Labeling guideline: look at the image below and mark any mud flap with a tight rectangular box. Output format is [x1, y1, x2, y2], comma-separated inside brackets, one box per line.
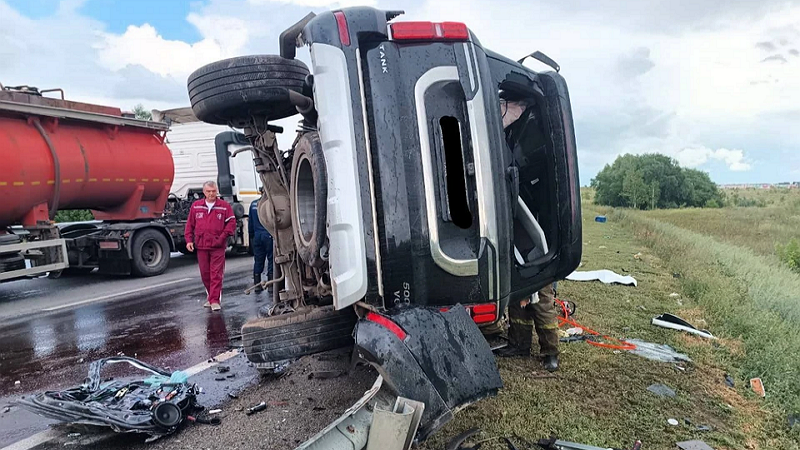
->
[354, 306, 503, 441]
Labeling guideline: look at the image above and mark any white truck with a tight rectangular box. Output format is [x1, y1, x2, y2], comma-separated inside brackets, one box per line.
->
[154, 107, 261, 256]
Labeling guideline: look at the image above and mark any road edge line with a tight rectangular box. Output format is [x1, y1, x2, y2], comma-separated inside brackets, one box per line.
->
[42, 278, 194, 312]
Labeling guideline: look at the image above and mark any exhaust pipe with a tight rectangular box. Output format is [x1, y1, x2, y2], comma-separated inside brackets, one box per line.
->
[287, 90, 317, 124]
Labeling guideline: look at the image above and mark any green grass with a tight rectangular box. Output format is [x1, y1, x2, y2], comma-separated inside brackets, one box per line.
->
[642, 205, 800, 263]
[618, 209, 800, 406]
[421, 204, 800, 450]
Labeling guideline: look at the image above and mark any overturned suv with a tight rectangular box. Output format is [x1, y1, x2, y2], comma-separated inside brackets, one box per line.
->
[188, 7, 581, 440]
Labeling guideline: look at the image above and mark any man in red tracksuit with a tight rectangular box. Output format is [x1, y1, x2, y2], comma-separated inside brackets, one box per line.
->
[185, 181, 236, 311]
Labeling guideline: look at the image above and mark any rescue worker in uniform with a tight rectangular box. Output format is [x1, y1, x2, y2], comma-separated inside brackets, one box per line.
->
[494, 95, 560, 371]
[497, 283, 561, 371]
[249, 189, 273, 294]
[185, 181, 236, 312]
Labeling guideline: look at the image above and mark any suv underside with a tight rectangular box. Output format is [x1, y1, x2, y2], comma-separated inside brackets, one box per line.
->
[187, 6, 581, 441]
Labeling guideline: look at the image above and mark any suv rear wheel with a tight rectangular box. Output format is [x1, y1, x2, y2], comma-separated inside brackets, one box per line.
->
[187, 55, 310, 126]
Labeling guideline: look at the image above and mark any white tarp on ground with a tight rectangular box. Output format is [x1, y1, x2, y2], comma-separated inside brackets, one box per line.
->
[565, 269, 638, 287]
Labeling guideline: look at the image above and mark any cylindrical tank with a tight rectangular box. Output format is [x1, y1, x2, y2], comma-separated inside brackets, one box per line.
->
[0, 102, 174, 227]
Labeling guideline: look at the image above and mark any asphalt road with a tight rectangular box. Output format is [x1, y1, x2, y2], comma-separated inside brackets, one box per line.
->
[0, 253, 264, 448]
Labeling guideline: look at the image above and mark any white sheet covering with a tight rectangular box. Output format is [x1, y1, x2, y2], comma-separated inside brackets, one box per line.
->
[565, 269, 638, 287]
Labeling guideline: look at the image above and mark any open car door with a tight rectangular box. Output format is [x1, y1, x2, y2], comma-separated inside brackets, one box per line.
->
[488, 52, 582, 302]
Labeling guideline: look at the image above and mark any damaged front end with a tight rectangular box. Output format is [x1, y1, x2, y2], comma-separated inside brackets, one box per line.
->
[354, 306, 503, 442]
[17, 357, 203, 441]
[296, 306, 502, 449]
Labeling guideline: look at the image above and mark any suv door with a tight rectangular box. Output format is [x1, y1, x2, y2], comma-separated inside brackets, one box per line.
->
[486, 51, 582, 303]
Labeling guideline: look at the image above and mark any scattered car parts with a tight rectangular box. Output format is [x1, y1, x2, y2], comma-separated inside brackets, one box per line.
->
[17, 357, 202, 439]
[651, 313, 716, 339]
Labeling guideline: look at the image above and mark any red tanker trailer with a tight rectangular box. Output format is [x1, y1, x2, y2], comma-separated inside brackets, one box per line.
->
[0, 85, 179, 281]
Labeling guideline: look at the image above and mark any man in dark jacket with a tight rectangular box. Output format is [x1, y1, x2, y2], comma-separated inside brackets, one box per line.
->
[249, 191, 273, 293]
[185, 181, 236, 311]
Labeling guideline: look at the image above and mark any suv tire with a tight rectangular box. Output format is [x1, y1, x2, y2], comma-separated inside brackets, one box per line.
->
[291, 132, 328, 268]
[242, 305, 357, 365]
[188, 55, 310, 125]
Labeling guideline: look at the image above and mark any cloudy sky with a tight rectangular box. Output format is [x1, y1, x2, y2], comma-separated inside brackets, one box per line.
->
[2, 0, 799, 184]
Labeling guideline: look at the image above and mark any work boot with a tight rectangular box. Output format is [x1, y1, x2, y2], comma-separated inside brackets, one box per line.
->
[543, 354, 559, 372]
[254, 274, 263, 293]
[494, 345, 530, 357]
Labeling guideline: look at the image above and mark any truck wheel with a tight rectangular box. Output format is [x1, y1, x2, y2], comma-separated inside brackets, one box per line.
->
[0, 233, 22, 256]
[242, 305, 357, 365]
[291, 132, 328, 268]
[187, 55, 310, 126]
[0, 254, 26, 273]
[131, 229, 170, 277]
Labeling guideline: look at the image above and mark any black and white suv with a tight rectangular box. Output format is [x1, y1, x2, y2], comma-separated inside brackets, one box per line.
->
[188, 6, 581, 440]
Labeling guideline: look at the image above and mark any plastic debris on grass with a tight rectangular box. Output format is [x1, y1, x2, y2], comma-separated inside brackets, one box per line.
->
[626, 339, 692, 363]
[647, 383, 676, 398]
[17, 357, 203, 440]
[677, 440, 715, 450]
[750, 378, 766, 398]
[651, 313, 716, 339]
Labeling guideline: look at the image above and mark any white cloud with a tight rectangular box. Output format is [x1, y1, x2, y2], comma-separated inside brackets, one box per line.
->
[413, 0, 798, 182]
[676, 146, 752, 171]
[96, 24, 229, 78]
[186, 13, 250, 55]
[2, 0, 796, 183]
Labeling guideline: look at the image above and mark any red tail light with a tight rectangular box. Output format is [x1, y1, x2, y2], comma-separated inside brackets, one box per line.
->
[390, 21, 470, 41]
[472, 303, 497, 315]
[334, 11, 350, 46]
[467, 303, 498, 325]
[366, 312, 407, 341]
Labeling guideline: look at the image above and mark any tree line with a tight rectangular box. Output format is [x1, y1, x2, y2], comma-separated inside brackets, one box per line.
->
[591, 154, 723, 209]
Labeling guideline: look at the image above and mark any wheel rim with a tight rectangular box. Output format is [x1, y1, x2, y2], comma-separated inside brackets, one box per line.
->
[295, 155, 316, 246]
[141, 239, 164, 267]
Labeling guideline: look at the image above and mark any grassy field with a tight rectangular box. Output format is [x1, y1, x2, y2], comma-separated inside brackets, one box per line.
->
[421, 202, 800, 450]
[642, 188, 800, 263]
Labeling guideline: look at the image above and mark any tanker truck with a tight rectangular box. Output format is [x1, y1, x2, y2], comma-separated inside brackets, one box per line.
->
[0, 84, 255, 282]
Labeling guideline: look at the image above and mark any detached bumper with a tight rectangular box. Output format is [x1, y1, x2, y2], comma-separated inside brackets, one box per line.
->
[354, 306, 503, 441]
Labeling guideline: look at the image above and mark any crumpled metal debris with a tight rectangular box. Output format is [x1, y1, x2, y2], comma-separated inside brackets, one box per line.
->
[17, 357, 202, 439]
[647, 383, 676, 398]
[677, 440, 715, 450]
[626, 339, 692, 363]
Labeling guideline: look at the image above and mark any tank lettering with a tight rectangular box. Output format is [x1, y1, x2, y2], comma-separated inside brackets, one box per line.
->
[379, 44, 388, 74]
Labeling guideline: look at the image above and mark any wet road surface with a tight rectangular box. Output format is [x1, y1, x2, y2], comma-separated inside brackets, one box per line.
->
[0, 254, 267, 448]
